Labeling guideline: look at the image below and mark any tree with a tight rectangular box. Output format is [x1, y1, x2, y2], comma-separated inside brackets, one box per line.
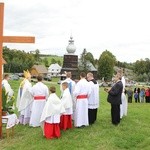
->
[57, 60, 61, 66]
[34, 49, 41, 64]
[98, 50, 115, 81]
[43, 57, 49, 67]
[3, 46, 35, 73]
[78, 48, 90, 72]
[133, 58, 150, 81]
[51, 58, 57, 64]
[85, 52, 95, 66]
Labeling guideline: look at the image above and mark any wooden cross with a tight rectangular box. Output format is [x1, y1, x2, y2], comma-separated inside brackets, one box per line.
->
[0, 3, 35, 138]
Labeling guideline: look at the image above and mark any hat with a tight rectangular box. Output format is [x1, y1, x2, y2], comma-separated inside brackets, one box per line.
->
[23, 70, 31, 79]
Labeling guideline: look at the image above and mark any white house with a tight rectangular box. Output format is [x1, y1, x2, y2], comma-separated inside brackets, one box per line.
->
[48, 63, 62, 77]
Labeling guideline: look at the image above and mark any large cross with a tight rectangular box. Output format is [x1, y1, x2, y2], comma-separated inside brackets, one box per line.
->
[0, 3, 35, 138]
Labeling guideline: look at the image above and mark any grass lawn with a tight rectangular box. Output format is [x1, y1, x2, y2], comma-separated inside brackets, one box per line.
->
[0, 80, 150, 150]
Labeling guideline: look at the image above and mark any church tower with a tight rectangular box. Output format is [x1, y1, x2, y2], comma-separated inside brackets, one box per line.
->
[61, 36, 78, 79]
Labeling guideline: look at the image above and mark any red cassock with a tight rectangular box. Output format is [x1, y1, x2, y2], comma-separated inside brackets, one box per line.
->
[59, 115, 72, 130]
[44, 122, 60, 139]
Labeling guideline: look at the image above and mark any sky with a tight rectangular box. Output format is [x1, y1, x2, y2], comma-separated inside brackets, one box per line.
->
[0, 0, 150, 63]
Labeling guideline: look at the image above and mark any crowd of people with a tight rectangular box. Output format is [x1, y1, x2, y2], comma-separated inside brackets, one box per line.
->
[126, 86, 150, 103]
[2, 70, 150, 139]
[2, 71, 99, 139]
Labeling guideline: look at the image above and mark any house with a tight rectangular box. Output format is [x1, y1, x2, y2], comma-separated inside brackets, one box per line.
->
[2, 58, 6, 75]
[78, 60, 98, 79]
[48, 63, 62, 77]
[30, 65, 48, 77]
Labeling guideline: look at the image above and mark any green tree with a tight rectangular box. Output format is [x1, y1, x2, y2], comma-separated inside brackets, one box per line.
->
[133, 60, 146, 75]
[51, 58, 57, 64]
[85, 52, 95, 66]
[3, 46, 35, 73]
[98, 50, 115, 81]
[34, 49, 41, 64]
[133, 58, 150, 81]
[78, 48, 90, 72]
[43, 57, 49, 67]
[57, 60, 61, 66]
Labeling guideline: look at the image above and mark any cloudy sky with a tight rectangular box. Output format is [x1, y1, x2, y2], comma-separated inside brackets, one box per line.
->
[1, 0, 150, 62]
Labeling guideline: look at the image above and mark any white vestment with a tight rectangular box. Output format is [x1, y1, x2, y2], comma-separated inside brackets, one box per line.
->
[88, 80, 99, 109]
[40, 93, 65, 123]
[2, 79, 14, 98]
[73, 78, 91, 127]
[61, 88, 73, 115]
[120, 76, 128, 118]
[61, 78, 76, 119]
[40, 93, 65, 133]
[29, 82, 49, 127]
[16, 79, 33, 125]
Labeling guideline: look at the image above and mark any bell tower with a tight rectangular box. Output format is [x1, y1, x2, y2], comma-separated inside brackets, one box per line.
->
[61, 36, 78, 79]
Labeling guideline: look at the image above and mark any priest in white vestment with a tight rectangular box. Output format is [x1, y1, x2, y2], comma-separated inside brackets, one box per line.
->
[29, 75, 49, 127]
[118, 69, 128, 119]
[40, 86, 65, 139]
[60, 82, 73, 130]
[87, 72, 99, 125]
[2, 74, 14, 100]
[73, 72, 91, 127]
[16, 70, 33, 125]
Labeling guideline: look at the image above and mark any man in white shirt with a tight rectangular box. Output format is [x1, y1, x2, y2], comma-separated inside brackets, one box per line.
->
[29, 75, 49, 127]
[2, 74, 14, 99]
[73, 72, 91, 127]
[87, 72, 99, 125]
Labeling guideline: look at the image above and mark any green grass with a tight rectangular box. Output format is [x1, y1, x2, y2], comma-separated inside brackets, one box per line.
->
[1, 80, 150, 150]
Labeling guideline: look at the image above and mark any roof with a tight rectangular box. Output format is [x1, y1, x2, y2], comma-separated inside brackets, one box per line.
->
[48, 63, 61, 69]
[31, 65, 48, 74]
[78, 61, 97, 71]
[2, 58, 7, 64]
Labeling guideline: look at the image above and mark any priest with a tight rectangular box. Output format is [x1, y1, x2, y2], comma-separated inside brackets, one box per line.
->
[16, 70, 33, 125]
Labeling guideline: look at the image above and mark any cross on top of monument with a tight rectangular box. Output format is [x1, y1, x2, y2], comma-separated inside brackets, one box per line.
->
[0, 3, 35, 138]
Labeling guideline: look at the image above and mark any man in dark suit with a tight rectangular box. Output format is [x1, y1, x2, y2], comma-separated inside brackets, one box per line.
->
[106, 73, 123, 125]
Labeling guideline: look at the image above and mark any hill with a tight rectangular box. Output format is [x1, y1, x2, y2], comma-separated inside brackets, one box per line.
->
[114, 66, 136, 81]
[40, 55, 63, 66]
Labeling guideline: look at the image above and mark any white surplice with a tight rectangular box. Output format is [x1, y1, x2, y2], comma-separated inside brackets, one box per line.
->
[40, 93, 65, 123]
[120, 76, 128, 118]
[29, 82, 49, 127]
[60, 78, 76, 119]
[40, 93, 65, 134]
[88, 80, 99, 109]
[61, 88, 73, 115]
[73, 78, 91, 127]
[2, 79, 14, 98]
[16, 79, 33, 125]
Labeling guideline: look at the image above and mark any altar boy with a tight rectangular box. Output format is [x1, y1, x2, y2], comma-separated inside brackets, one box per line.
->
[60, 82, 73, 130]
[40, 86, 65, 139]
